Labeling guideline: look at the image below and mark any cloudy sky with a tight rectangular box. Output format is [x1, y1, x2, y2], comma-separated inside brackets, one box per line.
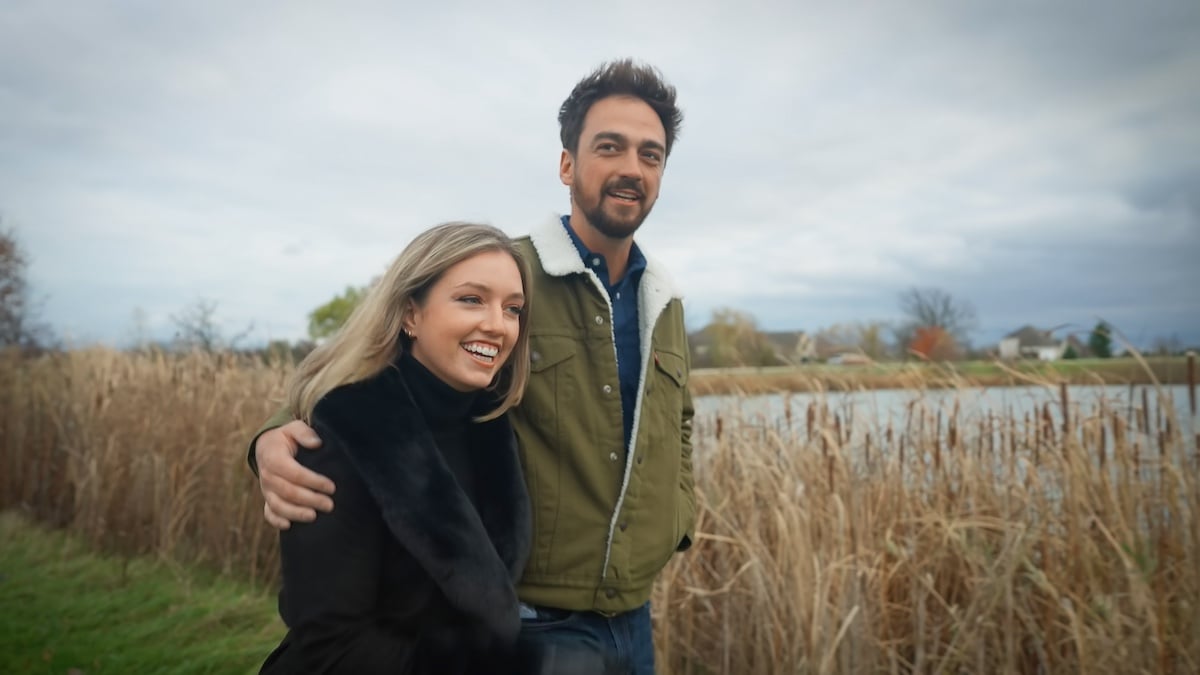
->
[3, 0, 1198, 350]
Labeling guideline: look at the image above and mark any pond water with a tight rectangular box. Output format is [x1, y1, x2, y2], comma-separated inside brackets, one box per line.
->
[693, 384, 1197, 441]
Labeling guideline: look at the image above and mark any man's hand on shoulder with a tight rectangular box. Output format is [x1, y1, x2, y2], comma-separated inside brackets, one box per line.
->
[257, 420, 334, 530]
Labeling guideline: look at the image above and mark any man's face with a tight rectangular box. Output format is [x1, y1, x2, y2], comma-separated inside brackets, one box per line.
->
[560, 95, 666, 240]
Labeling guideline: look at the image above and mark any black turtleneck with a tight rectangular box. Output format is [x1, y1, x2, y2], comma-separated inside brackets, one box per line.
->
[397, 352, 484, 504]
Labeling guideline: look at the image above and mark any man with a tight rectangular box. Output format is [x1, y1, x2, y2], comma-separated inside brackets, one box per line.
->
[251, 59, 694, 675]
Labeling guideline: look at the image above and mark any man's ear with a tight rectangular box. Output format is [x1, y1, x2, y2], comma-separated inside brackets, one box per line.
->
[559, 149, 574, 187]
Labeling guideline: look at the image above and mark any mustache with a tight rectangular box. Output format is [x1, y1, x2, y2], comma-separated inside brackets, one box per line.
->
[605, 177, 644, 198]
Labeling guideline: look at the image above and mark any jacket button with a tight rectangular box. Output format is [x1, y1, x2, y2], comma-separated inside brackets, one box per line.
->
[594, 315, 604, 325]
[637, 456, 643, 464]
[531, 351, 541, 362]
[619, 522, 628, 531]
[609, 452, 619, 462]
[602, 384, 612, 394]
[604, 587, 617, 599]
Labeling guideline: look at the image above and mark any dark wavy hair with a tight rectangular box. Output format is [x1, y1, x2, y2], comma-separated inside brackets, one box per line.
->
[558, 59, 683, 159]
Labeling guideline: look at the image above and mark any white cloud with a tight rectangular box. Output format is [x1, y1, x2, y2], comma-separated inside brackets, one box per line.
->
[2, 0, 1198, 348]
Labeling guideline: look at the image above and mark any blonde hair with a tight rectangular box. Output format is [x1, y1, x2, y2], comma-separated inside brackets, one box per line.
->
[287, 222, 532, 423]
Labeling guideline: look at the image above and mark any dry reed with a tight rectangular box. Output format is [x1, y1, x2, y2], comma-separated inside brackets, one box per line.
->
[2, 348, 1197, 673]
[0, 347, 289, 585]
[655, 377, 1199, 674]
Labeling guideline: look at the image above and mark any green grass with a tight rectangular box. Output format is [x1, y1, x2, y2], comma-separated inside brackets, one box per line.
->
[0, 511, 285, 675]
[945, 355, 1196, 385]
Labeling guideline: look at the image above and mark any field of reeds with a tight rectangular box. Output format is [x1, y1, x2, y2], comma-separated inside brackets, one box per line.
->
[2, 347, 1198, 674]
[0, 348, 287, 585]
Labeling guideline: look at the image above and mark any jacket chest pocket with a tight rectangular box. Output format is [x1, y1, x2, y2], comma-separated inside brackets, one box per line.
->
[653, 350, 687, 387]
[525, 336, 578, 427]
[644, 349, 687, 441]
[650, 350, 687, 397]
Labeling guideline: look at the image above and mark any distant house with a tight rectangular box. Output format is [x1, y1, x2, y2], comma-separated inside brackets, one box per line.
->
[998, 325, 1067, 361]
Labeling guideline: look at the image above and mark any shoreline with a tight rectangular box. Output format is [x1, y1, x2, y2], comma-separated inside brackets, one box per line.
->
[689, 355, 1197, 396]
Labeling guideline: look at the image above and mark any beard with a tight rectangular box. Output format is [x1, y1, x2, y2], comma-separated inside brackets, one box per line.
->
[571, 177, 656, 240]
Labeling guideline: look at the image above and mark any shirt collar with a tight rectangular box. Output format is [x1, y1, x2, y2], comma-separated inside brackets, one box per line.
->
[559, 215, 647, 284]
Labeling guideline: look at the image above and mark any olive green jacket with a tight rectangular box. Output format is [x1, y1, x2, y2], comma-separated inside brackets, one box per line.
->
[251, 215, 695, 614]
[512, 215, 695, 614]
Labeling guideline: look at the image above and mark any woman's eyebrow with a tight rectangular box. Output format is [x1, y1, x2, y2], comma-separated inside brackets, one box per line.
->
[453, 281, 524, 301]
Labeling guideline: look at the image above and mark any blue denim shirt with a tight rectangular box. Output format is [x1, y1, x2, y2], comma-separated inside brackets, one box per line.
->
[561, 215, 645, 450]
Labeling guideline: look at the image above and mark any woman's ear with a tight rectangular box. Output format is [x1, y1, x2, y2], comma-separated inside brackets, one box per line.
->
[401, 300, 418, 340]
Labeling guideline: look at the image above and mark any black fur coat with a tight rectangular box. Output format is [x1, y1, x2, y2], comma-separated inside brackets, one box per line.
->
[260, 363, 532, 674]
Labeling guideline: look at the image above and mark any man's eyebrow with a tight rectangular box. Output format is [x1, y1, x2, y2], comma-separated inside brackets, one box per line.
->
[591, 131, 664, 153]
[639, 139, 666, 153]
[591, 131, 628, 145]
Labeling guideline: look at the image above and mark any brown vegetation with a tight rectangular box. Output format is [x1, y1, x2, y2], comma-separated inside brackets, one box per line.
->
[690, 356, 1197, 396]
[655, 380, 1198, 673]
[0, 347, 287, 584]
[2, 348, 1197, 673]
[908, 325, 959, 361]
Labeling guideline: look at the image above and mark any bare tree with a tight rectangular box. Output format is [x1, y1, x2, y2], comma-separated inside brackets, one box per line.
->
[171, 299, 222, 351]
[896, 287, 977, 350]
[0, 225, 51, 350]
[1150, 333, 1181, 357]
[170, 298, 254, 352]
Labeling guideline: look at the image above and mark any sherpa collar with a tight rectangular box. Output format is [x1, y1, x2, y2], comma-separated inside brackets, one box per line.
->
[526, 214, 683, 346]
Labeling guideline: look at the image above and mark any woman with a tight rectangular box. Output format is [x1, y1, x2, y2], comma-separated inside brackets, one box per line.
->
[260, 222, 534, 674]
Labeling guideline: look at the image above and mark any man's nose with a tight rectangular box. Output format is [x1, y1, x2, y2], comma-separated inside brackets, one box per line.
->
[617, 149, 643, 178]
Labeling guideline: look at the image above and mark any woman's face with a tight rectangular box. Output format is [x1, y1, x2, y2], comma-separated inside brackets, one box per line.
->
[405, 250, 525, 392]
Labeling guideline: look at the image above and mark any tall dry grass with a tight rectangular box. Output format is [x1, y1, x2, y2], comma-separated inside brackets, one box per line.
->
[654, 377, 1199, 673]
[2, 348, 1197, 673]
[0, 347, 289, 584]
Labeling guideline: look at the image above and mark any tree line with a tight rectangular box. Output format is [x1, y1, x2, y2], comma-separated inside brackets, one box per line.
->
[0, 228, 1170, 364]
[687, 303, 1120, 368]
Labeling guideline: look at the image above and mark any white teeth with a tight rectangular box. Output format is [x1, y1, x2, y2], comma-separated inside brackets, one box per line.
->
[463, 343, 499, 357]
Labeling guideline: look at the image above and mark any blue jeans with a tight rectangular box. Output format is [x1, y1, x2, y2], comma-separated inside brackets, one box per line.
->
[518, 602, 656, 675]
